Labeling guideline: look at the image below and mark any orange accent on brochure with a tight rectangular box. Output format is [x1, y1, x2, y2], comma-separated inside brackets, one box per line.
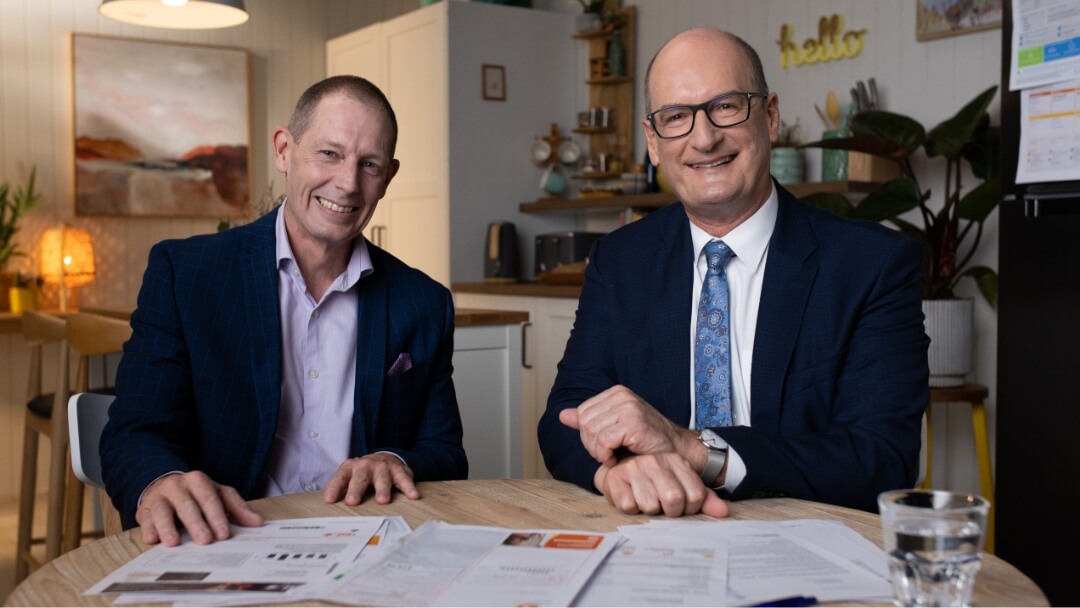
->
[542, 534, 604, 549]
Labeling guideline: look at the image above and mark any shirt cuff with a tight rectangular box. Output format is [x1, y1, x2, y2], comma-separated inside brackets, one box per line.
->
[719, 447, 746, 493]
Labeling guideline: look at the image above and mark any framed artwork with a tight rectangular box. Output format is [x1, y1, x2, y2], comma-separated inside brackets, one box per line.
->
[482, 64, 506, 101]
[72, 34, 251, 217]
[916, 0, 1003, 42]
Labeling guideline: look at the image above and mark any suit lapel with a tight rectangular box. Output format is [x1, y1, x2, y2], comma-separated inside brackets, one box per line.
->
[751, 190, 818, 433]
[353, 254, 388, 455]
[240, 211, 282, 489]
[648, 206, 694, 427]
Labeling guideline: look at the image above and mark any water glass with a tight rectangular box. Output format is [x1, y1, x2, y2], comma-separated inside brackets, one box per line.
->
[878, 490, 990, 607]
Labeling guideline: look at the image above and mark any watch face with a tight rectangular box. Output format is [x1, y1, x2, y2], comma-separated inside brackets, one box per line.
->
[699, 429, 729, 450]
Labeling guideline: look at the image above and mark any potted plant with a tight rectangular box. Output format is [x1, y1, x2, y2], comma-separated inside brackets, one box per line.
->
[801, 85, 1000, 386]
[0, 166, 43, 311]
[575, 0, 604, 32]
[770, 118, 804, 185]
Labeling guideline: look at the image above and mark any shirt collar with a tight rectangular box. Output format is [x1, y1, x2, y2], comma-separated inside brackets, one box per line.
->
[689, 182, 778, 274]
[275, 198, 374, 291]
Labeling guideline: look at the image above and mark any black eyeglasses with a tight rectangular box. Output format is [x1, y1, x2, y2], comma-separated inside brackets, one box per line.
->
[647, 92, 768, 139]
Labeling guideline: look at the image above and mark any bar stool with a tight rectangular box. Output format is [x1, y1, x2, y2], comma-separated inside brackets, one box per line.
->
[62, 313, 132, 551]
[920, 382, 995, 553]
[14, 311, 69, 584]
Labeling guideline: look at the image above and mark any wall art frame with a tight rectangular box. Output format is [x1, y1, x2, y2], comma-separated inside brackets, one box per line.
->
[72, 34, 252, 218]
[916, 0, 1003, 42]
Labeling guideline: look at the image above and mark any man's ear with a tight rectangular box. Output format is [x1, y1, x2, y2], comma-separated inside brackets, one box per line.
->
[271, 127, 291, 173]
[642, 119, 660, 167]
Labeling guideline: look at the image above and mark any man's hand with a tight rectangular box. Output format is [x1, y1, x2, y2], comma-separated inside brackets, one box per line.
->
[323, 453, 420, 506]
[560, 385, 699, 467]
[137, 471, 264, 547]
[593, 453, 729, 518]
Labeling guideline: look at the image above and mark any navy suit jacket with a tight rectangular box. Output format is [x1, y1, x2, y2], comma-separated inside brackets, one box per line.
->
[538, 186, 929, 512]
[101, 209, 467, 528]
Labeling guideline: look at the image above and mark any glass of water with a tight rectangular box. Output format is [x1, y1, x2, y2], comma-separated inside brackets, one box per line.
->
[878, 490, 990, 607]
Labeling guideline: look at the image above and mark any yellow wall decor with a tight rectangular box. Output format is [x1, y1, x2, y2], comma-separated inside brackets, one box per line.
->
[776, 14, 868, 69]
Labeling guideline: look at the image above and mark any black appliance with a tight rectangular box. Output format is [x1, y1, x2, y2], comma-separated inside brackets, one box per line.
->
[996, 3, 1080, 605]
[484, 222, 519, 283]
[535, 231, 603, 275]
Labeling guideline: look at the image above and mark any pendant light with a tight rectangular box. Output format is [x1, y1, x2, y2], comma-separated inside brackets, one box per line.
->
[99, 0, 249, 30]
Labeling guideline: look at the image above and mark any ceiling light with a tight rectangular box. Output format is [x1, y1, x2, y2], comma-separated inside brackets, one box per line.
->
[98, 0, 249, 30]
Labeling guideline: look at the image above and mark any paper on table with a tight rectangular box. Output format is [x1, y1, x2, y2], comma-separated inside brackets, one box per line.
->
[91, 517, 383, 605]
[328, 521, 621, 607]
[619, 519, 892, 605]
[573, 535, 729, 606]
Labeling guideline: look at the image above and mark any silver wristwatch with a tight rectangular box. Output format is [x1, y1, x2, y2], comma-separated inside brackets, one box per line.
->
[697, 429, 729, 486]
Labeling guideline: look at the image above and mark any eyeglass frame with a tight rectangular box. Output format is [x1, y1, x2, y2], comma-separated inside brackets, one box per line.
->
[646, 91, 769, 139]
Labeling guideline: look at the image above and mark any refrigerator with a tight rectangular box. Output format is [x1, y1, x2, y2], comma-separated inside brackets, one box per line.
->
[996, 3, 1080, 605]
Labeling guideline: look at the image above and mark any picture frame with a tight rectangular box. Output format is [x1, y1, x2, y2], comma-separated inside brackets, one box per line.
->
[916, 0, 1003, 42]
[72, 34, 252, 217]
[482, 64, 506, 101]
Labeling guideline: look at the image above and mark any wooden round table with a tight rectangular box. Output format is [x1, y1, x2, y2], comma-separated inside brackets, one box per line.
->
[5, 479, 1047, 606]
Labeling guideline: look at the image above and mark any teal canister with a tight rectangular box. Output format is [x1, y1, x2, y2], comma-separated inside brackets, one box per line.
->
[769, 147, 804, 184]
[820, 129, 848, 181]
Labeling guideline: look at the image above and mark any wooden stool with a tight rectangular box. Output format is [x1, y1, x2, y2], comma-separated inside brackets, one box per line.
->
[920, 383, 995, 553]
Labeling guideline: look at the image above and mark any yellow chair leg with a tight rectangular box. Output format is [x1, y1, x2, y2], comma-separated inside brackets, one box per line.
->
[921, 403, 933, 489]
[971, 401, 994, 554]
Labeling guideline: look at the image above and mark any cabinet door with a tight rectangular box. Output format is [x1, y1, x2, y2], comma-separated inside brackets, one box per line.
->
[326, 24, 390, 248]
[380, 6, 450, 285]
[453, 324, 523, 480]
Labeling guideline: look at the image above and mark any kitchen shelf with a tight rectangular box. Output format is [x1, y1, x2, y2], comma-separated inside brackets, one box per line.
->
[519, 180, 882, 214]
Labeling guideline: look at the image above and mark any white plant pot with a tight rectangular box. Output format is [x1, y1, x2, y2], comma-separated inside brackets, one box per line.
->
[922, 298, 974, 387]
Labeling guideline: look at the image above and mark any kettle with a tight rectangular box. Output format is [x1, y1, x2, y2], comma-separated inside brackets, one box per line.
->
[484, 222, 520, 283]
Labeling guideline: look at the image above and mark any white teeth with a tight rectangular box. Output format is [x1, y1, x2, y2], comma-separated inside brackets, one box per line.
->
[692, 156, 734, 168]
[316, 196, 357, 213]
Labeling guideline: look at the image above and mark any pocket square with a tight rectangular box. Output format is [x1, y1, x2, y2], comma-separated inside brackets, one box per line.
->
[387, 352, 413, 376]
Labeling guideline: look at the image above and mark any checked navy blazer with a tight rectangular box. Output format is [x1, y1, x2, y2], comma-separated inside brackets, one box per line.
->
[538, 184, 930, 512]
[101, 208, 467, 528]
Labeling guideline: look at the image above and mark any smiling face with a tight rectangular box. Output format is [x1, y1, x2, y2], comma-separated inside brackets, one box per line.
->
[643, 29, 779, 233]
[272, 91, 399, 261]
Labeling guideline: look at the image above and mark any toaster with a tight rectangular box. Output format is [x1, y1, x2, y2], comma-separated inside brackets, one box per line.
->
[534, 231, 604, 275]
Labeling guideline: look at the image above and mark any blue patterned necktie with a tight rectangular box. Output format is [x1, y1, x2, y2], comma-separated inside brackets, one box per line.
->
[695, 240, 736, 429]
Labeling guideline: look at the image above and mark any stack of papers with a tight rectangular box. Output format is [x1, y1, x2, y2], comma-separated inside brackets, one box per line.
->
[85, 517, 892, 606]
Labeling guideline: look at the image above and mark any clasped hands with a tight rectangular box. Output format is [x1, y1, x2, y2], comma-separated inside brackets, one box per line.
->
[560, 385, 729, 518]
[137, 452, 416, 546]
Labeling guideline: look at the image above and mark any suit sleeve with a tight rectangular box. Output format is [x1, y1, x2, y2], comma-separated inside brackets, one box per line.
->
[100, 243, 198, 528]
[375, 286, 468, 482]
[537, 241, 611, 491]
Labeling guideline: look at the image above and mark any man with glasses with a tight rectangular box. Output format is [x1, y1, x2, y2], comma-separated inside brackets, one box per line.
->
[539, 28, 928, 517]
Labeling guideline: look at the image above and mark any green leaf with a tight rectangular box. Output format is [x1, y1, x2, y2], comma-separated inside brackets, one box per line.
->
[957, 178, 1001, 223]
[850, 178, 922, 222]
[961, 265, 998, 309]
[925, 86, 998, 160]
[964, 124, 1000, 180]
[849, 111, 926, 159]
[799, 192, 856, 217]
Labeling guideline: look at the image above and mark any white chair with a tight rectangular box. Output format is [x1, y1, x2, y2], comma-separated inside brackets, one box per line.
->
[67, 393, 114, 489]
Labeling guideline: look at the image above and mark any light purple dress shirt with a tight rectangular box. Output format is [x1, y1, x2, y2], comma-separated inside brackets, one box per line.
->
[260, 203, 373, 496]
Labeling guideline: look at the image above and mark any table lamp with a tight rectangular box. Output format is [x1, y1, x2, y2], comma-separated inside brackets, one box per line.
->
[39, 225, 95, 311]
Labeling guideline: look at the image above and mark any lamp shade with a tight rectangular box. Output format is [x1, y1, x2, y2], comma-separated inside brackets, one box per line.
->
[99, 0, 249, 30]
[39, 226, 96, 288]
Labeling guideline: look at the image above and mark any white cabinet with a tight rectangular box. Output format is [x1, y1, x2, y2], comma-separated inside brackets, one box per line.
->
[453, 293, 578, 479]
[453, 323, 523, 479]
[328, 3, 578, 286]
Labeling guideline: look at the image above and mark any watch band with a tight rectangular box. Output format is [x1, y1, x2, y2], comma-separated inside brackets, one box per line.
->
[698, 431, 728, 486]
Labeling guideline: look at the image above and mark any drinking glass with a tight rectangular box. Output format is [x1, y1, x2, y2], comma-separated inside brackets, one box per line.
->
[878, 489, 990, 607]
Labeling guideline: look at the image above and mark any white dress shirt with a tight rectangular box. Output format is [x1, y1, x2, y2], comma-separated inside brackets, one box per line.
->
[688, 184, 778, 491]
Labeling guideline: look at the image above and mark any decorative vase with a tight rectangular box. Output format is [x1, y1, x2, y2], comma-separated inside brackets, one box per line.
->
[770, 147, 804, 184]
[607, 28, 626, 77]
[820, 129, 848, 181]
[575, 12, 601, 32]
[923, 298, 974, 387]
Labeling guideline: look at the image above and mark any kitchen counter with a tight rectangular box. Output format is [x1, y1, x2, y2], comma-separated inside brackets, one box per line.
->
[452, 282, 582, 299]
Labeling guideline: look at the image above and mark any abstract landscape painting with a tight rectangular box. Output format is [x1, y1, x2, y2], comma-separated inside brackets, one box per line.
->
[73, 34, 250, 217]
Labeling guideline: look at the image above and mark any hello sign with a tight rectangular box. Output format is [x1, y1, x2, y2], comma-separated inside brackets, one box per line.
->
[776, 14, 868, 68]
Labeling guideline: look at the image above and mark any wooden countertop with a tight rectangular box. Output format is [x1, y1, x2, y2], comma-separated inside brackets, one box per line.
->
[453, 282, 582, 299]
[1, 307, 527, 334]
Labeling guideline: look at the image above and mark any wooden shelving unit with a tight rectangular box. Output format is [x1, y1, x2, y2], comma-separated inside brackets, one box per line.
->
[571, 1, 636, 180]
[519, 180, 882, 214]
